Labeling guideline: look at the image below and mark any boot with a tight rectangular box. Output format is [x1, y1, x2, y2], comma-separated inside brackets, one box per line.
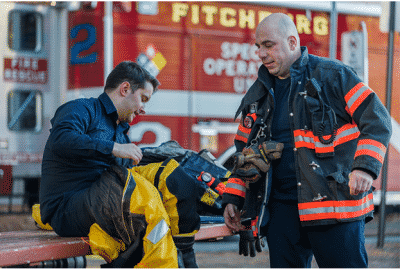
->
[173, 236, 198, 268]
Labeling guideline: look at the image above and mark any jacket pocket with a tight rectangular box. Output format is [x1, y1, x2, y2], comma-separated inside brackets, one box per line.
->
[326, 170, 357, 201]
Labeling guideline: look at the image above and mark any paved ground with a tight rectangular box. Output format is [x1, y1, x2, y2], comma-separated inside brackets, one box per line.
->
[1, 207, 399, 268]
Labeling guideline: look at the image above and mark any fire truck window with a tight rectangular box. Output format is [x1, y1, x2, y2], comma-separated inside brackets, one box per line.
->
[7, 90, 42, 132]
[8, 11, 43, 52]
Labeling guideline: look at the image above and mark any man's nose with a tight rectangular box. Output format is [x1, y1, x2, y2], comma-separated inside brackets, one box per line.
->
[256, 48, 267, 59]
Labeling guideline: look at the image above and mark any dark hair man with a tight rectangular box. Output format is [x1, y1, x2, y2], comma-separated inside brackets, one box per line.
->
[222, 13, 392, 268]
[39, 61, 200, 267]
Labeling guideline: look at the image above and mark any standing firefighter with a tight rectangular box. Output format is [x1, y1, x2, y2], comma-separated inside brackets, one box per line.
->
[222, 13, 392, 267]
[37, 61, 200, 268]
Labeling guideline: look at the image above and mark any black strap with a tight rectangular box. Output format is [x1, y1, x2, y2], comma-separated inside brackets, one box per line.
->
[154, 157, 172, 190]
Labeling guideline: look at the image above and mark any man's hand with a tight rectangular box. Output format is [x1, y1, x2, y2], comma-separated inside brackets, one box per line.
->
[223, 204, 244, 232]
[348, 169, 373, 196]
[112, 143, 143, 165]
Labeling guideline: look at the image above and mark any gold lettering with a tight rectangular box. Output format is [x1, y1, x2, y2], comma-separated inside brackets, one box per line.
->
[258, 11, 271, 23]
[172, 3, 189, 23]
[239, 9, 255, 29]
[313, 16, 328, 36]
[192, 4, 199, 24]
[202, 5, 218, 26]
[220, 7, 237, 27]
[287, 13, 294, 21]
[296, 14, 312, 34]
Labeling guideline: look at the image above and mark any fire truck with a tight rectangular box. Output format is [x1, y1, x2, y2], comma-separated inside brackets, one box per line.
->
[0, 1, 399, 212]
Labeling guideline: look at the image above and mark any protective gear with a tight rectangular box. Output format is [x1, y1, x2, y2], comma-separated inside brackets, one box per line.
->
[227, 46, 391, 227]
[197, 171, 226, 195]
[33, 159, 200, 268]
[32, 204, 53, 230]
[238, 218, 264, 257]
[232, 141, 284, 183]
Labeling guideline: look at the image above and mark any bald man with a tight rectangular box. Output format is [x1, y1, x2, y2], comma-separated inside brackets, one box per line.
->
[222, 13, 391, 268]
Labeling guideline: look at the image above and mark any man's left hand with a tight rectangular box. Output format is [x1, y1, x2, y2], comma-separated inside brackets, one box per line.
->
[348, 170, 373, 196]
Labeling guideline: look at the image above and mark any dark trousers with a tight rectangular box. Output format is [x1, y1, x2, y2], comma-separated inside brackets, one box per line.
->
[261, 200, 368, 268]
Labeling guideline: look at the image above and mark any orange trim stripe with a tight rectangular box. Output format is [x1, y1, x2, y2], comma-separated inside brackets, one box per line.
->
[298, 193, 373, 210]
[349, 89, 372, 115]
[344, 82, 373, 116]
[225, 178, 246, 198]
[294, 123, 360, 153]
[298, 193, 374, 221]
[344, 82, 364, 103]
[238, 124, 251, 134]
[224, 187, 245, 198]
[299, 204, 374, 221]
[358, 139, 387, 152]
[235, 134, 248, 143]
[355, 149, 384, 164]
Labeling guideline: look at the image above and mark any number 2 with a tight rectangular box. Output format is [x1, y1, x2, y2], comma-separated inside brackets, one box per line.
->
[70, 23, 98, 65]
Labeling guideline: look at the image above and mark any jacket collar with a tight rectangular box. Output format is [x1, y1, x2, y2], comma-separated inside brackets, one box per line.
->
[99, 92, 119, 123]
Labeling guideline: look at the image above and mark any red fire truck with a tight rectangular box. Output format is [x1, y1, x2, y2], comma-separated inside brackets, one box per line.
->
[0, 1, 399, 212]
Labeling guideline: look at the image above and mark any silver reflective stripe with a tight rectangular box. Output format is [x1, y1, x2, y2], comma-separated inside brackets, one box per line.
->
[294, 125, 360, 148]
[226, 182, 246, 193]
[346, 85, 370, 109]
[147, 218, 169, 244]
[299, 198, 373, 216]
[356, 144, 385, 157]
[236, 129, 250, 139]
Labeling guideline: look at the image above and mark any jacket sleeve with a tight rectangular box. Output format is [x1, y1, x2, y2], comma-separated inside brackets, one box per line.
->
[337, 66, 392, 179]
[221, 112, 248, 209]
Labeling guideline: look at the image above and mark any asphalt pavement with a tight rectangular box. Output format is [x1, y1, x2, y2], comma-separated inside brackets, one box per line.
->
[87, 211, 400, 268]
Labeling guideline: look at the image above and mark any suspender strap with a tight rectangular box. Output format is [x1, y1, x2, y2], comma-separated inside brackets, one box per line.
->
[154, 157, 172, 189]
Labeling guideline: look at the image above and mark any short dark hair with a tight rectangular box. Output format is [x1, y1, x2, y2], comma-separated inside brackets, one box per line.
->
[104, 61, 160, 93]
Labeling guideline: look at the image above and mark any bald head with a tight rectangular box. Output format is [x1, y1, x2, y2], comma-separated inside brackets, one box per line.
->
[256, 13, 300, 44]
[255, 13, 301, 79]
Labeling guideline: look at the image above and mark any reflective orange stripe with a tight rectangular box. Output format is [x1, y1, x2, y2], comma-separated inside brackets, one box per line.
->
[358, 139, 387, 151]
[344, 82, 373, 116]
[293, 123, 360, 153]
[298, 193, 373, 221]
[355, 139, 386, 164]
[235, 134, 248, 143]
[238, 124, 251, 134]
[225, 178, 246, 198]
[355, 149, 384, 164]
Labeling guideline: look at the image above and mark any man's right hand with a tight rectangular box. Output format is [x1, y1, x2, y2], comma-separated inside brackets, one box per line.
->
[223, 204, 244, 232]
[112, 143, 143, 165]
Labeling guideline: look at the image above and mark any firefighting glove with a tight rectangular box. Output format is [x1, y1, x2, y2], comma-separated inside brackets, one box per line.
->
[238, 218, 264, 257]
[232, 141, 284, 183]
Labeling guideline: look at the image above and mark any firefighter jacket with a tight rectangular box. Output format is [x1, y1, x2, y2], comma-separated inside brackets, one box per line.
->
[222, 46, 392, 226]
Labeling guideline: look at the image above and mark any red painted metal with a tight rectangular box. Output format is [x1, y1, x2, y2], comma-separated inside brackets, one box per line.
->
[0, 230, 91, 267]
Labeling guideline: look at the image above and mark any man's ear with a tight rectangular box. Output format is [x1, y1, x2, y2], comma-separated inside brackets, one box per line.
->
[119, 81, 131, 97]
[288, 36, 298, 51]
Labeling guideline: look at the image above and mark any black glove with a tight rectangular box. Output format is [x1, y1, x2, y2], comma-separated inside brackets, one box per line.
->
[238, 218, 264, 257]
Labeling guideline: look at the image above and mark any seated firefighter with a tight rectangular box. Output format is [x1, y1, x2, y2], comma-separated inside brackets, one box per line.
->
[36, 61, 218, 268]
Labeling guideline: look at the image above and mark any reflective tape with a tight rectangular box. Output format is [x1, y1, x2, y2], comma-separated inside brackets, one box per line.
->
[147, 218, 169, 244]
[225, 178, 246, 198]
[344, 82, 373, 116]
[294, 123, 360, 153]
[355, 139, 387, 164]
[298, 193, 374, 221]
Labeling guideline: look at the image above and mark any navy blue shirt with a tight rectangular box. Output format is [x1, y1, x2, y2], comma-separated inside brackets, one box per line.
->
[40, 92, 133, 223]
[270, 77, 297, 201]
